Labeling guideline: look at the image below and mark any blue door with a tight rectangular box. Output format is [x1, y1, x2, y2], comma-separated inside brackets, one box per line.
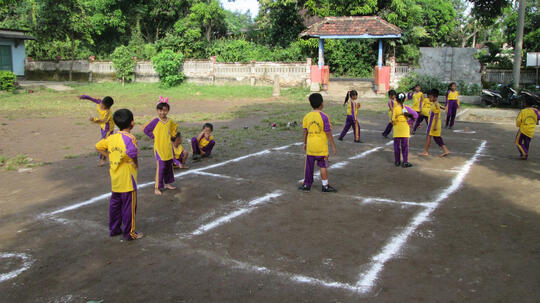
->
[0, 45, 13, 72]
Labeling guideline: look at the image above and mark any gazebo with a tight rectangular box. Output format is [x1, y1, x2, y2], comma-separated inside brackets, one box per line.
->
[300, 16, 402, 93]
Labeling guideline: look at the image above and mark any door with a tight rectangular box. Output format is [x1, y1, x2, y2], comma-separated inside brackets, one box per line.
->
[0, 45, 13, 72]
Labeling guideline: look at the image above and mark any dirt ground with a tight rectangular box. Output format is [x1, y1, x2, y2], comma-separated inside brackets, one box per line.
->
[1, 100, 540, 303]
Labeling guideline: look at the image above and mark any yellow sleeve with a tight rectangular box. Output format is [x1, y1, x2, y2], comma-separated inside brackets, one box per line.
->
[302, 115, 308, 129]
[516, 111, 522, 128]
[170, 120, 178, 138]
[95, 138, 108, 151]
[457, 92, 460, 106]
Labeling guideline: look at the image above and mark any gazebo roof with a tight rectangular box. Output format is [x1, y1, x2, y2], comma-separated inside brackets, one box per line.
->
[300, 16, 401, 39]
[0, 28, 35, 40]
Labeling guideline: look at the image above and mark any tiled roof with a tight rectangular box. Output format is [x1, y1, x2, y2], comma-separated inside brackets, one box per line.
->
[0, 29, 35, 40]
[300, 16, 401, 38]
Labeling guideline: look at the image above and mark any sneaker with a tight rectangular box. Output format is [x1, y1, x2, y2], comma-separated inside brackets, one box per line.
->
[382, 134, 389, 139]
[354, 140, 363, 143]
[298, 184, 311, 191]
[395, 161, 401, 167]
[322, 185, 337, 193]
[411, 131, 416, 135]
[337, 137, 343, 141]
[402, 162, 413, 168]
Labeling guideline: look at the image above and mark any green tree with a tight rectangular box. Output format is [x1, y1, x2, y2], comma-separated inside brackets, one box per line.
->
[111, 45, 135, 85]
[187, 0, 227, 42]
[503, 0, 540, 51]
[468, 0, 511, 25]
[151, 49, 185, 87]
[257, 0, 306, 47]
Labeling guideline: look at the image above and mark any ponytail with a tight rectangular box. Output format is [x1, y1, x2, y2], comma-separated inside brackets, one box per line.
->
[344, 91, 350, 106]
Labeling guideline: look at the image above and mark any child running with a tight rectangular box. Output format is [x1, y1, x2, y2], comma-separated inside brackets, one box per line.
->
[79, 94, 115, 166]
[419, 89, 451, 157]
[408, 84, 424, 118]
[143, 96, 178, 195]
[382, 90, 398, 138]
[191, 123, 215, 160]
[393, 93, 417, 167]
[172, 132, 189, 168]
[515, 97, 540, 160]
[338, 90, 362, 142]
[445, 82, 460, 129]
[96, 109, 143, 240]
[299, 93, 337, 193]
[412, 94, 432, 134]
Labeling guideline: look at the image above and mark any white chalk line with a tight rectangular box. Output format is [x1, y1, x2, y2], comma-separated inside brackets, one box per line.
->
[187, 191, 283, 237]
[192, 171, 246, 181]
[0, 253, 34, 283]
[455, 108, 469, 119]
[354, 140, 487, 292]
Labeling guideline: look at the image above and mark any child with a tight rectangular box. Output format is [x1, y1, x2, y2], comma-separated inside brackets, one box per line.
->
[338, 90, 362, 142]
[515, 97, 540, 160]
[143, 96, 178, 195]
[191, 123, 215, 160]
[299, 93, 337, 192]
[420, 89, 451, 157]
[412, 94, 431, 134]
[382, 90, 398, 138]
[79, 94, 115, 166]
[408, 84, 424, 117]
[445, 82, 460, 129]
[393, 93, 417, 167]
[95, 109, 143, 241]
[172, 132, 189, 168]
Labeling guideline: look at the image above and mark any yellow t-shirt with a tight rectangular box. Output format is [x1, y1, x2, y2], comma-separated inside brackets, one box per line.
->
[388, 99, 398, 122]
[346, 100, 360, 119]
[95, 104, 114, 135]
[421, 97, 432, 116]
[447, 90, 460, 106]
[96, 132, 138, 193]
[411, 92, 424, 112]
[428, 103, 442, 137]
[392, 104, 410, 138]
[173, 144, 184, 159]
[303, 111, 332, 156]
[143, 118, 178, 161]
[516, 108, 540, 138]
[198, 134, 214, 148]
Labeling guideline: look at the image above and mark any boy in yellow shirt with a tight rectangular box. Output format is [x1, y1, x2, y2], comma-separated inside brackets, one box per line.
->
[420, 89, 451, 157]
[393, 93, 417, 167]
[79, 94, 115, 166]
[412, 95, 432, 134]
[96, 109, 143, 241]
[515, 97, 540, 160]
[191, 123, 215, 160]
[299, 93, 337, 192]
[172, 132, 189, 168]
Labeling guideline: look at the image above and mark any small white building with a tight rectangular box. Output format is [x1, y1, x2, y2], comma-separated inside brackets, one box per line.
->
[0, 28, 35, 76]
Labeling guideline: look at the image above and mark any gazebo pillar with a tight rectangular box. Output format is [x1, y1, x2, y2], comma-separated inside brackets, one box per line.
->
[318, 39, 325, 69]
[378, 39, 383, 68]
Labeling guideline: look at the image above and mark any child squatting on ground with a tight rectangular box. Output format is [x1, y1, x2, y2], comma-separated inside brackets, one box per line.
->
[420, 89, 451, 157]
[79, 94, 115, 167]
[172, 132, 189, 169]
[515, 97, 540, 160]
[191, 123, 215, 160]
[393, 92, 418, 168]
[143, 96, 179, 195]
[338, 90, 362, 143]
[96, 108, 143, 241]
[299, 93, 337, 193]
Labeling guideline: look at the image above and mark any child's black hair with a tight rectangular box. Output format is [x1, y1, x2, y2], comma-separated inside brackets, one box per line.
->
[171, 132, 182, 141]
[448, 82, 456, 91]
[102, 96, 114, 109]
[414, 84, 421, 89]
[397, 92, 406, 104]
[156, 102, 170, 110]
[343, 90, 358, 105]
[309, 93, 323, 109]
[388, 90, 397, 98]
[113, 109, 134, 130]
[203, 122, 213, 131]
[429, 88, 440, 98]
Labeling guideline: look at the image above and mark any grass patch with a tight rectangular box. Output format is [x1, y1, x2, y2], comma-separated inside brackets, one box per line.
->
[3, 154, 45, 171]
[64, 154, 79, 159]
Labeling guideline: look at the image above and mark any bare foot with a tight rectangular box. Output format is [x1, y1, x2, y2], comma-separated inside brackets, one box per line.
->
[97, 159, 106, 167]
[131, 232, 144, 240]
[180, 165, 189, 169]
[440, 151, 450, 157]
[418, 152, 429, 156]
[165, 184, 176, 190]
[154, 188, 162, 195]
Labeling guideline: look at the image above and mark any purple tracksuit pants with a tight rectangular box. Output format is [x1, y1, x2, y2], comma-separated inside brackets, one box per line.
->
[109, 191, 138, 240]
[339, 115, 360, 141]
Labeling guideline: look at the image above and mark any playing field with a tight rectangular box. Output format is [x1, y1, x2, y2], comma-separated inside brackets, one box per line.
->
[1, 87, 539, 302]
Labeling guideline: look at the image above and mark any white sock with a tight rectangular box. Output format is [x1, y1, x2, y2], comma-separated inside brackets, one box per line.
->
[322, 179, 329, 186]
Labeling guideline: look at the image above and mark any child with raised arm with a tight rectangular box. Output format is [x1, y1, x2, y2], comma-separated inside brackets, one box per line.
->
[143, 96, 178, 195]
[338, 90, 362, 142]
[420, 89, 451, 157]
[79, 94, 115, 166]
[515, 97, 540, 160]
[172, 132, 189, 169]
[96, 109, 143, 241]
[382, 90, 398, 138]
[445, 82, 460, 129]
[412, 94, 431, 134]
[299, 93, 337, 193]
[191, 123, 215, 160]
[393, 92, 417, 167]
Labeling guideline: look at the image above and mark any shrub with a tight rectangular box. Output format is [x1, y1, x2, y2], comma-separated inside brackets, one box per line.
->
[0, 71, 16, 92]
[111, 45, 136, 85]
[151, 50, 185, 88]
[397, 73, 481, 96]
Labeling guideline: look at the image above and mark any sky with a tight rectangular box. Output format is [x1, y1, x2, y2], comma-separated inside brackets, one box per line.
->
[220, 0, 260, 17]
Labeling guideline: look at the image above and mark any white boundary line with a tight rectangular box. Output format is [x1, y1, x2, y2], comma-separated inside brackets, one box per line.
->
[0, 253, 34, 283]
[187, 191, 282, 237]
[192, 171, 246, 181]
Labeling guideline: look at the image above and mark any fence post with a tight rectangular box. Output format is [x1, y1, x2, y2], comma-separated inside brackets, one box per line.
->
[273, 74, 280, 97]
[250, 61, 256, 86]
[210, 56, 216, 85]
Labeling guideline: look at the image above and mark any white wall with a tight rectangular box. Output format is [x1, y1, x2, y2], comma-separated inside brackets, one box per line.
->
[0, 38, 26, 76]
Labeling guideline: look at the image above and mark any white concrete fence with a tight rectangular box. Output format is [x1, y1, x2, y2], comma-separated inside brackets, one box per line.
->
[25, 59, 312, 87]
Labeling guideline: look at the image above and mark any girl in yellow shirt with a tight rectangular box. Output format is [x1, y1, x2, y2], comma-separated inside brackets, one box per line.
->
[420, 89, 451, 157]
[382, 90, 398, 138]
[338, 90, 362, 142]
[515, 97, 540, 160]
[393, 93, 417, 167]
[143, 97, 178, 195]
[172, 133, 189, 168]
[445, 82, 460, 129]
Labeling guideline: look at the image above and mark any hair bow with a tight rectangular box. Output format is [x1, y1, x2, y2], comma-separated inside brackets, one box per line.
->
[156, 96, 169, 105]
